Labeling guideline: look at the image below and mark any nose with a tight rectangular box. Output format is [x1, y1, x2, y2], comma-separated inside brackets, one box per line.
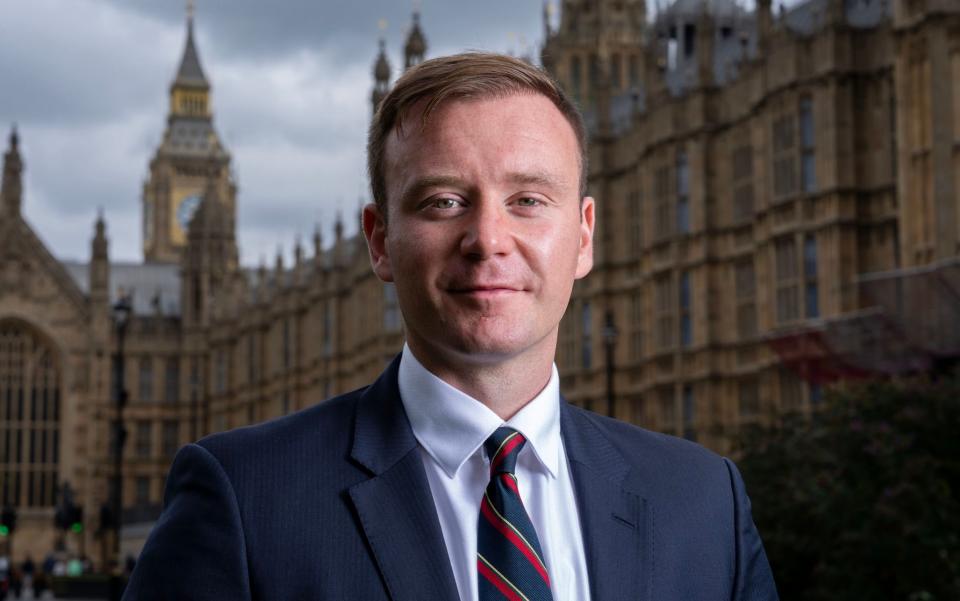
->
[459, 200, 513, 259]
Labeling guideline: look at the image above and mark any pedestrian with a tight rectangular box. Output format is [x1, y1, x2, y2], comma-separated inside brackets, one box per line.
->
[20, 556, 33, 597]
[8, 566, 20, 600]
[32, 571, 46, 598]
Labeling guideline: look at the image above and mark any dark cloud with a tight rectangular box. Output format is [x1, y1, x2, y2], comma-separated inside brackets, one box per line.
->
[0, 0, 582, 265]
[104, 1, 546, 65]
[0, 2, 174, 127]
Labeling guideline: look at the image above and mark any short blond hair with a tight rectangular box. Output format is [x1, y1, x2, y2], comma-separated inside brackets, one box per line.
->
[367, 52, 588, 215]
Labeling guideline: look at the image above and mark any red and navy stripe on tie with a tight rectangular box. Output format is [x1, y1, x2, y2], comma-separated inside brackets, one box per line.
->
[477, 427, 554, 601]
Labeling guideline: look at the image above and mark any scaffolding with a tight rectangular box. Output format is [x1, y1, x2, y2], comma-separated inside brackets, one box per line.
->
[766, 258, 960, 383]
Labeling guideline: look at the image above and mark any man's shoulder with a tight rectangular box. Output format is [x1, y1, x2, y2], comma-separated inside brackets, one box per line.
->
[194, 385, 369, 469]
[562, 403, 731, 492]
[563, 402, 722, 461]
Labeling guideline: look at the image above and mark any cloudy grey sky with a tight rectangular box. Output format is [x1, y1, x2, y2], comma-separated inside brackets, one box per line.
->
[1, 0, 550, 265]
[3, 0, 792, 266]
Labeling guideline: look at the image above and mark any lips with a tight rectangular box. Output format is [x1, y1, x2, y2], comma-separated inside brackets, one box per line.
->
[447, 284, 525, 294]
[440, 269, 530, 296]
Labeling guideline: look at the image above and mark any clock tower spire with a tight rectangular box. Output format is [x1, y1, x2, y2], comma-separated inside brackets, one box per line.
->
[142, 2, 235, 264]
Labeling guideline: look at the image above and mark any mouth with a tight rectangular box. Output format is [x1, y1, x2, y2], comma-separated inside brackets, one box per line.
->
[447, 285, 525, 298]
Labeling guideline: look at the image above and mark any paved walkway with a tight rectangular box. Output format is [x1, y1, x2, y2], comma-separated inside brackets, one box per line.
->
[4, 591, 102, 600]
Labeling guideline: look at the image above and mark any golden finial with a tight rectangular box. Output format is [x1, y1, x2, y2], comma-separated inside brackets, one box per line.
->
[187, 0, 195, 20]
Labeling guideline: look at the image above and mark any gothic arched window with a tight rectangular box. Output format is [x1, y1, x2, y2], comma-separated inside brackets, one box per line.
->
[0, 320, 61, 508]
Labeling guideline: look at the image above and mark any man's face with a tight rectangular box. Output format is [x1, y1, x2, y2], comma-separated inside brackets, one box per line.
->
[364, 93, 594, 366]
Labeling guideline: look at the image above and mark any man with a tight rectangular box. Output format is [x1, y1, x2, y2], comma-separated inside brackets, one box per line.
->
[124, 53, 778, 600]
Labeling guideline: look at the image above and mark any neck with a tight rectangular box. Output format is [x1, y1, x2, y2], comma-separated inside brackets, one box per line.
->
[405, 337, 557, 420]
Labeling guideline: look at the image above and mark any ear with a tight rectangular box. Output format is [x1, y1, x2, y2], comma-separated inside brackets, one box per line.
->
[574, 196, 595, 279]
[362, 203, 394, 282]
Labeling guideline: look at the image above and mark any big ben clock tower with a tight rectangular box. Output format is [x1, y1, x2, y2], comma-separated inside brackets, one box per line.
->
[142, 4, 235, 263]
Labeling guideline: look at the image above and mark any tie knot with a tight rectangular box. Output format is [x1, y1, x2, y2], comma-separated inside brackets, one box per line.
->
[484, 427, 526, 475]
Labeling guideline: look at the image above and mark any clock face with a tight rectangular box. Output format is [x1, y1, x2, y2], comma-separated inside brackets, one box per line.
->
[177, 194, 202, 230]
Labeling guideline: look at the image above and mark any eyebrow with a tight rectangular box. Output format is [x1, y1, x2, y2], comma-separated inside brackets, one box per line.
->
[504, 170, 565, 190]
[400, 171, 567, 206]
[399, 175, 469, 207]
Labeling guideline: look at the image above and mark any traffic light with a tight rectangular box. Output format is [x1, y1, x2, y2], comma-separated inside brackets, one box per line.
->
[55, 500, 83, 533]
[0, 505, 16, 536]
[54, 481, 83, 533]
[70, 506, 84, 533]
[55, 505, 68, 531]
[98, 502, 114, 535]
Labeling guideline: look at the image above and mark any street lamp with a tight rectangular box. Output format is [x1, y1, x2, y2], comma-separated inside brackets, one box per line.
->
[603, 309, 618, 419]
[111, 293, 132, 572]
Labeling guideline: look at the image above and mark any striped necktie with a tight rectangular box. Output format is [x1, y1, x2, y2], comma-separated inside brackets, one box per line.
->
[477, 427, 554, 601]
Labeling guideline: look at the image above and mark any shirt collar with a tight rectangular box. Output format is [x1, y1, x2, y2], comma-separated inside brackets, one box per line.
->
[397, 344, 561, 480]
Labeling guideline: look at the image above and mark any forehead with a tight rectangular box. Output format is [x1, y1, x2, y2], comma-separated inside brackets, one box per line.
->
[382, 93, 580, 199]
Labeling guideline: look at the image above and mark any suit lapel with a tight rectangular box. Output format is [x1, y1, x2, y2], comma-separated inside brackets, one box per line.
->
[348, 355, 460, 601]
[561, 402, 650, 601]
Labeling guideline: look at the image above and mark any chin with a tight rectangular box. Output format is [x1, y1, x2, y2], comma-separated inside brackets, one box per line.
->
[444, 328, 540, 362]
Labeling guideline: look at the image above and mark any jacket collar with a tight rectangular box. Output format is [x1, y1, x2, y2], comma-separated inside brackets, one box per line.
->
[350, 354, 418, 475]
[348, 353, 461, 601]
[561, 401, 650, 601]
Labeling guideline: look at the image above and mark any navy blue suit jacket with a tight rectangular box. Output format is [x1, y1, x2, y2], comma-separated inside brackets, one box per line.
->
[124, 355, 778, 600]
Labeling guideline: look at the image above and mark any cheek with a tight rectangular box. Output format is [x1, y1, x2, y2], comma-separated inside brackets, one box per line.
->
[526, 223, 582, 272]
[387, 223, 442, 275]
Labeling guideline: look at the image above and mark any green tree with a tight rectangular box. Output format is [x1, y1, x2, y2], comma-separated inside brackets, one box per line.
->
[737, 374, 960, 600]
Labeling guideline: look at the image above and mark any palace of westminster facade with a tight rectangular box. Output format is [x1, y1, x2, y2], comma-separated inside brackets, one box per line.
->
[0, 0, 958, 563]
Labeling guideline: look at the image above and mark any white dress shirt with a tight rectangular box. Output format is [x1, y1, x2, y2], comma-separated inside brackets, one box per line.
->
[397, 344, 592, 601]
